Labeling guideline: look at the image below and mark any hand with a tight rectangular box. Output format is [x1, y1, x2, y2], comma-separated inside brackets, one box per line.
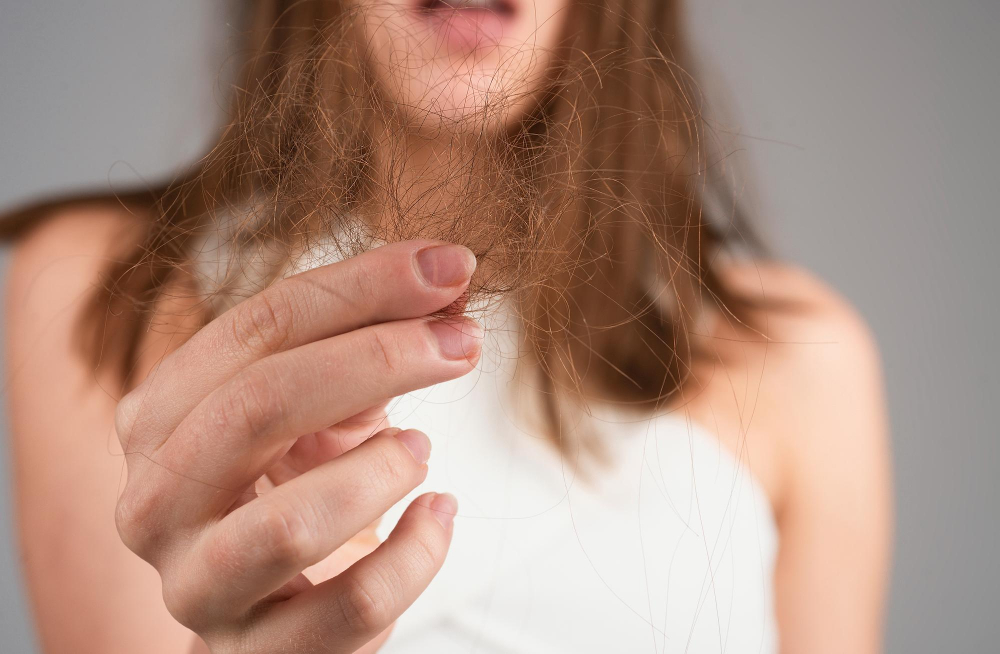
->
[113, 241, 481, 653]
[258, 402, 390, 589]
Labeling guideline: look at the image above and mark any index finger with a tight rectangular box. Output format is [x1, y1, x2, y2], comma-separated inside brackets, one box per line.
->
[116, 240, 475, 449]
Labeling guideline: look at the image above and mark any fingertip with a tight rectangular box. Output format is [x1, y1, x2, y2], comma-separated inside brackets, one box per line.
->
[409, 492, 457, 532]
[392, 428, 431, 466]
[429, 492, 457, 531]
[439, 288, 470, 317]
[427, 317, 484, 363]
[414, 243, 477, 289]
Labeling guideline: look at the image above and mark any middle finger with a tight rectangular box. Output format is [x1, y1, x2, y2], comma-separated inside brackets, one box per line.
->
[143, 315, 481, 528]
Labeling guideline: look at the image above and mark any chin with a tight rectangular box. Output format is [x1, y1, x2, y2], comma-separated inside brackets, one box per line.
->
[355, 0, 569, 129]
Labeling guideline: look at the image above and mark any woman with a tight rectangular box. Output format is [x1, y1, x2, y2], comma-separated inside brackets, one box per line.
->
[3, 1, 892, 652]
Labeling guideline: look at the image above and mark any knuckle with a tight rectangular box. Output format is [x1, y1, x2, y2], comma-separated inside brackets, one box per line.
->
[160, 573, 201, 629]
[114, 366, 170, 452]
[252, 501, 316, 570]
[362, 441, 411, 496]
[367, 329, 406, 376]
[345, 263, 382, 309]
[114, 487, 159, 559]
[217, 365, 284, 439]
[200, 523, 244, 579]
[114, 389, 155, 448]
[338, 567, 399, 634]
[230, 288, 297, 356]
[114, 495, 140, 550]
[404, 528, 444, 576]
[114, 394, 139, 442]
[160, 560, 225, 634]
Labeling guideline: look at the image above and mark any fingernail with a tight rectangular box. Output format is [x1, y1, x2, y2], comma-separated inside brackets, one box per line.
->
[393, 429, 430, 465]
[427, 319, 484, 361]
[415, 244, 476, 288]
[430, 492, 457, 530]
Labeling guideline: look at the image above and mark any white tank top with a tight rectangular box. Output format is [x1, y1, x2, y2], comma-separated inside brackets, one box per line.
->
[376, 307, 779, 653]
[195, 233, 780, 653]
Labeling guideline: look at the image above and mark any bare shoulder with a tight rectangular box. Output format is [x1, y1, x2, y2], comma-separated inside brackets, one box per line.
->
[4, 205, 201, 653]
[686, 260, 890, 511]
[721, 260, 882, 379]
[715, 264, 892, 649]
[6, 202, 144, 317]
[5, 203, 146, 388]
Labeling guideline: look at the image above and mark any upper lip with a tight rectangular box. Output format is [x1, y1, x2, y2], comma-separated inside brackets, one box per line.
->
[419, 0, 517, 17]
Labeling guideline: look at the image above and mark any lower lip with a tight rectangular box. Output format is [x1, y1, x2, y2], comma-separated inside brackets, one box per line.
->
[417, 7, 511, 52]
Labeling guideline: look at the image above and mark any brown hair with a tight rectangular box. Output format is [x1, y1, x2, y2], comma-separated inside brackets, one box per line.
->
[2, 0, 764, 458]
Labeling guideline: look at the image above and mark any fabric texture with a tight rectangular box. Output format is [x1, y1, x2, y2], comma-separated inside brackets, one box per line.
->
[197, 232, 779, 652]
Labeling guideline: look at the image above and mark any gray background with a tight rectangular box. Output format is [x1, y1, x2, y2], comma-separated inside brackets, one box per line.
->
[0, 1, 997, 652]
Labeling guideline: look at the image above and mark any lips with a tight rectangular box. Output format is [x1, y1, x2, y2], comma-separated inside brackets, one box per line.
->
[415, 0, 518, 51]
[420, 0, 516, 16]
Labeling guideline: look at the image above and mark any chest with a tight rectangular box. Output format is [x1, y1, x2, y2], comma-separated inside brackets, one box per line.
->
[375, 335, 780, 653]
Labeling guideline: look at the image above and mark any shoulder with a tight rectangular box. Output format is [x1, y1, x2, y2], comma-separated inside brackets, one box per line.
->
[686, 260, 889, 512]
[720, 260, 873, 338]
[6, 200, 146, 267]
[715, 262, 892, 648]
[6, 201, 145, 320]
[3, 203, 199, 654]
[721, 260, 882, 387]
[6, 201, 145, 297]
[4, 202, 147, 383]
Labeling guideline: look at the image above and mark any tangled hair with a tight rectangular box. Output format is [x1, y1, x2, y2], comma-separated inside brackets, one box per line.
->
[6, 0, 765, 459]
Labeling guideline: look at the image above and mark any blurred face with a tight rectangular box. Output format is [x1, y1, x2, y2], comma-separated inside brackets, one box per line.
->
[355, 0, 572, 131]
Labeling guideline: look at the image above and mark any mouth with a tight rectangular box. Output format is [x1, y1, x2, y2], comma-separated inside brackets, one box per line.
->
[419, 0, 516, 17]
[415, 0, 518, 51]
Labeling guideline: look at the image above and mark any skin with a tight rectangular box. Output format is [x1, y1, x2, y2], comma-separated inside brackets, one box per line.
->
[355, 0, 570, 128]
[357, 0, 572, 215]
[7, 211, 892, 654]
[10, 216, 486, 653]
[6, 1, 891, 652]
[685, 265, 893, 653]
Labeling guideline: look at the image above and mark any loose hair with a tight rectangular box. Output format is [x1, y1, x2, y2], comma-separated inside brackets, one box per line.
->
[2, 0, 764, 459]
